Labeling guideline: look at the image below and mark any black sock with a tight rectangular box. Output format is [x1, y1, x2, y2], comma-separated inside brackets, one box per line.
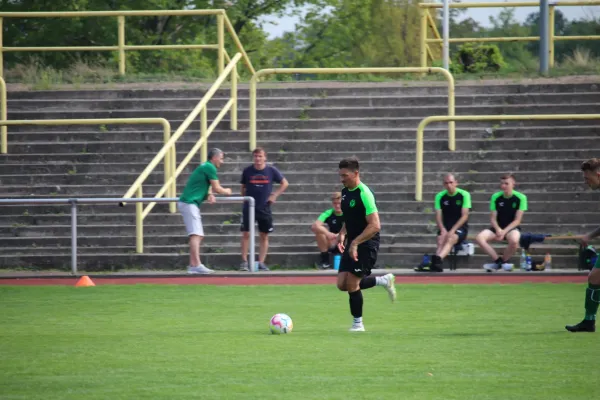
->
[495, 257, 503, 264]
[320, 252, 329, 264]
[348, 290, 363, 318]
[432, 255, 442, 265]
[359, 276, 376, 290]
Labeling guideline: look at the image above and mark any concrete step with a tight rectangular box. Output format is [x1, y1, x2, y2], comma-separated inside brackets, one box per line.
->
[0, 210, 596, 226]
[0, 169, 585, 186]
[7, 82, 600, 101]
[0, 180, 592, 197]
[1, 232, 584, 249]
[9, 92, 600, 111]
[6, 125, 600, 143]
[0, 158, 592, 175]
[8, 103, 600, 121]
[4, 149, 600, 164]
[0, 251, 583, 270]
[5, 136, 600, 155]
[0, 221, 592, 238]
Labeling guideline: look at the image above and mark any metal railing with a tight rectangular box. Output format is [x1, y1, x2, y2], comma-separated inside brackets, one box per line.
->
[0, 196, 256, 275]
[0, 9, 255, 77]
[0, 76, 5, 153]
[415, 113, 600, 201]
[250, 67, 456, 151]
[121, 53, 241, 253]
[0, 120, 172, 187]
[419, 1, 600, 68]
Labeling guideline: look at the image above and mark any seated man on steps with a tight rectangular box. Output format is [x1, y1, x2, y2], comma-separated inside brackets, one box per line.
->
[311, 191, 344, 269]
[475, 173, 528, 272]
[415, 173, 471, 272]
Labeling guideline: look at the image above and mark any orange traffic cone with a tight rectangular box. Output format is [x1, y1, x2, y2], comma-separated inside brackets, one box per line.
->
[75, 275, 95, 287]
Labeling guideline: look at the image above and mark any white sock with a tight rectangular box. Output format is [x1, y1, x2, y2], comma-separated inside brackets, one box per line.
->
[353, 317, 363, 324]
[375, 276, 386, 286]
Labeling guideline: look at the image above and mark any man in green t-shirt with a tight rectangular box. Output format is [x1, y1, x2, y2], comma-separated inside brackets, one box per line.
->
[566, 158, 600, 333]
[178, 148, 232, 274]
[311, 191, 344, 269]
[475, 173, 527, 272]
[415, 174, 471, 272]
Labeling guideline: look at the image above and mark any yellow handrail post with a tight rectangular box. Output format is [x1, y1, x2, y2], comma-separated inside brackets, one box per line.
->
[230, 62, 238, 131]
[420, 8, 428, 70]
[443, 69, 456, 151]
[118, 16, 126, 76]
[201, 106, 208, 162]
[0, 17, 3, 78]
[249, 74, 257, 151]
[217, 13, 225, 77]
[415, 113, 600, 201]
[0, 77, 6, 154]
[223, 15, 256, 76]
[136, 186, 143, 253]
[170, 144, 177, 213]
[162, 120, 172, 206]
[549, 5, 556, 68]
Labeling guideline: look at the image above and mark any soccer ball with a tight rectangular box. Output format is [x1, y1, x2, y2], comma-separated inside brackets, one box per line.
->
[269, 313, 293, 334]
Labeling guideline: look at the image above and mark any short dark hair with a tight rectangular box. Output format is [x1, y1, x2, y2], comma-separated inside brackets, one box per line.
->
[581, 158, 600, 172]
[208, 148, 223, 160]
[252, 147, 266, 156]
[339, 157, 359, 172]
[501, 173, 515, 181]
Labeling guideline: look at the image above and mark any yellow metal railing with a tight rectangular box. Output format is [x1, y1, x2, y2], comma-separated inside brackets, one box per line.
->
[0, 10, 255, 77]
[415, 113, 600, 201]
[0, 76, 6, 153]
[250, 67, 456, 151]
[419, 1, 600, 68]
[122, 52, 241, 253]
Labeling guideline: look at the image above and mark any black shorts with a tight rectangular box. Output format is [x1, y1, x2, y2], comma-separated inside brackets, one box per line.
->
[241, 207, 273, 234]
[339, 243, 379, 277]
[488, 226, 521, 235]
[438, 228, 468, 244]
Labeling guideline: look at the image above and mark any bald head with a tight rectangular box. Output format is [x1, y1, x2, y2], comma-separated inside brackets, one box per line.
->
[443, 174, 458, 194]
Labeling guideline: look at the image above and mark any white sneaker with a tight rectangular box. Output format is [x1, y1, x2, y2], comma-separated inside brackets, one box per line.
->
[483, 262, 500, 272]
[187, 264, 214, 274]
[501, 263, 514, 271]
[349, 322, 365, 332]
[381, 273, 397, 303]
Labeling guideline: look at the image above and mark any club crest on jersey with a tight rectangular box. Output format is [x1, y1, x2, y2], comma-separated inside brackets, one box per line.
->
[349, 199, 356, 208]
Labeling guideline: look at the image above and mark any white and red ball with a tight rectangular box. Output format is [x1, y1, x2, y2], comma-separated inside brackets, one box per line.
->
[269, 313, 293, 334]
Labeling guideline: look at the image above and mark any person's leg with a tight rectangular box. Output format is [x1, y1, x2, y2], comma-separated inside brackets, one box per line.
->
[436, 231, 447, 255]
[502, 229, 521, 264]
[438, 232, 460, 260]
[256, 211, 273, 271]
[566, 265, 600, 332]
[314, 230, 332, 268]
[476, 229, 499, 260]
[178, 202, 212, 274]
[259, 232, 269, 263]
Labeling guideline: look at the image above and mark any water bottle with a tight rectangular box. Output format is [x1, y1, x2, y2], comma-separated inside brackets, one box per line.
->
[520, 249, 527, 270]
[526, 253, 532, 271]
[333, 254, 341, 271]
[422, 254, 430, 267]
[544, 253, 552, 271]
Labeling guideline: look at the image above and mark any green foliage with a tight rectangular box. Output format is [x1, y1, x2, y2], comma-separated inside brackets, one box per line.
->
[451, 43, 506, 74]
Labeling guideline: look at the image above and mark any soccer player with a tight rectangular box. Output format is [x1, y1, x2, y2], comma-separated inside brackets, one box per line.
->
[415, 173, 471, 272]
[239, 147, 289, 271]
[566, 158, 600, 333]
[475, 173, 527, 272]
[335, 157, 396, 332]
[311, 191, 344, 269]
[178, 148, 232, 274]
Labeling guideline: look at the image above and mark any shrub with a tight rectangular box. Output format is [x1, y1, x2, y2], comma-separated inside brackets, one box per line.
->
[452, 43, 506, 73]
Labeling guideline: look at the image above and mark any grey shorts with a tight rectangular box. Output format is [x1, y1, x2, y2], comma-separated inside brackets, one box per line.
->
[178, 202, 204, 236]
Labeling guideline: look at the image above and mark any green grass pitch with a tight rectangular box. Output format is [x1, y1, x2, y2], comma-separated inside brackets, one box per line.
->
[0, 283, 597, 400]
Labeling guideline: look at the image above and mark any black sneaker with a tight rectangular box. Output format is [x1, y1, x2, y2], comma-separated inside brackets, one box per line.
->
[430, 256, 444, 272]
[565, 319, 596, 333]
[314, 262, 331, 270]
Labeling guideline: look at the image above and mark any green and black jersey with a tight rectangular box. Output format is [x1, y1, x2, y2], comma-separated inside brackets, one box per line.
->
[434, 188, 472, 231]
[317, 209, 344, 234]
[490, 190, 528, 229]
[341, 182, 379, 246]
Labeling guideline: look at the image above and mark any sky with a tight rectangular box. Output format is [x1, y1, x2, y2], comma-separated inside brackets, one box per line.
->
[261, 1, 599, 39]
